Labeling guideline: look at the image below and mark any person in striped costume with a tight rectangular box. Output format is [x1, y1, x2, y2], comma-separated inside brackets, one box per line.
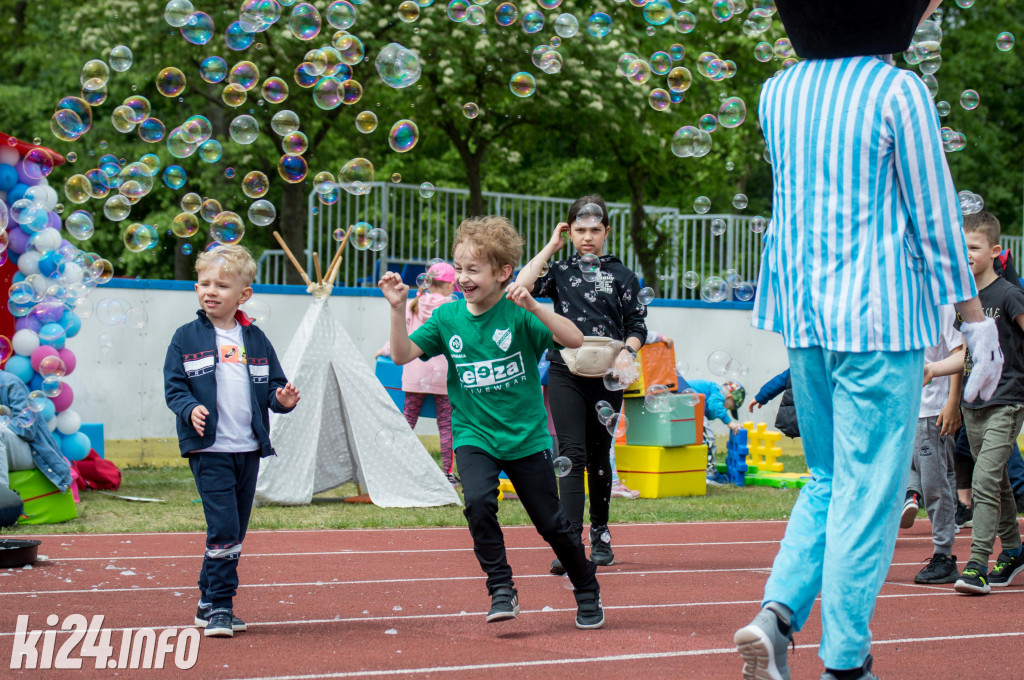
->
[732, 2, 1004, 679]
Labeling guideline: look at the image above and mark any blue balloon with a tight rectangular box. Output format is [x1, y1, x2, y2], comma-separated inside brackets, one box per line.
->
[39, 397, 56, 423]
[37, 252, 59, 277]
[4, 356, 34, 383]
[28, 372, 44, 391]
[7, 251, 19, 265]
[60, 431, 91, 462]
[38, 323, 66, 349]
[0, 164, 17, 191]
[61, 310, 82, 338]
[7, 183, 29, 203]
[11, 272, 25, 284]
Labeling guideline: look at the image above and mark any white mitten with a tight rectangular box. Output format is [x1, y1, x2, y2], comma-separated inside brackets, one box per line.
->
[961, 318, 1004, 403]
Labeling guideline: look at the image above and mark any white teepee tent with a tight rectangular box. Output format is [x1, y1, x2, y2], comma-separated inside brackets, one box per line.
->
[254, 232, 461, 508]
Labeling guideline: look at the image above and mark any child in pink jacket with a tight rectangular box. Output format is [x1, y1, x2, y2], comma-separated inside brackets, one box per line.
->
[380, 263, 458, 484]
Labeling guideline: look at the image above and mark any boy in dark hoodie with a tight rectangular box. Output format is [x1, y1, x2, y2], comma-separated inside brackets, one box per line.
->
[164, 244, 299, 638]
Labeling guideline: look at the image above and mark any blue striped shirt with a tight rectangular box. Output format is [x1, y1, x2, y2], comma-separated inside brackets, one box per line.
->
[752, 56, 977, 352]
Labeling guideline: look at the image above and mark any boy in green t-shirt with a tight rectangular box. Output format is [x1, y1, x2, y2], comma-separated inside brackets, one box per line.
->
[379, 215, 605, 630]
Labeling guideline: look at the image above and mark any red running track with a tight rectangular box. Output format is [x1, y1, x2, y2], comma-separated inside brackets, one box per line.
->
[2, 519, 1022, 679]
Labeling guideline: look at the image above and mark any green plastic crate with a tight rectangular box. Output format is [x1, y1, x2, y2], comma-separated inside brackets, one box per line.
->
[9, 469, 77, 525]
[623, 394, 703, 447]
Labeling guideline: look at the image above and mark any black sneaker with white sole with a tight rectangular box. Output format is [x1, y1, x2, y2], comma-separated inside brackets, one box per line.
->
[589, 525, 614, 566]
[914, 554, 959, 584]
[900, 490, 920, 529]
[195, 602, 248, 632]
[573, 588, 605, 629]
[989, 549, 1024, 588]
[955, 501, 973, 529]
[954, 561, 990, 595]
[203, 610, 235, 637]
[486, 586, 519, 623]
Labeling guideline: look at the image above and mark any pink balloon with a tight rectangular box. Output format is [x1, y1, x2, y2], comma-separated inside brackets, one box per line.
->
[57, 348, 76, 376]
[51, 382, 73, 412]
[30, 345, 59, 372]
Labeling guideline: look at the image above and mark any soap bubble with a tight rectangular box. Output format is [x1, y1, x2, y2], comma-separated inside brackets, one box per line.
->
[734, 282, 755, 302]
[340, 158, 374, 195]
[262, 77, 289, 103]
[643, 0, 673, 26]
[375, 43, 421, 89]
[675, 10, 696, 33]
[606, 413, 629, 438]
[679, 388, 700, 407]
[579, 253, 600, 274]
[171, 212, 199, 238]
[718, 97, 746, 127]
[645, 384, 673, 413]
[109, 45, 133, 72]
[290, 2, 322, 39]
[494, 3, 517, 26]
[509, 72, 536, 97]
[707, 349, 731, 376]
[80, 59, 110, 91]
[419, 182, 435, 198]
[701, 276, 729, 303]
[751, 216, 767, 234]
[248, 200, 277, 227]
[271, 109, 300, 136]
[181, 11, 215, 45]
[694, 196, 711, 214]
[683, 271, 700, 289]
[711, 219, 727, 236]
[211, 211, 245, 245]
[554, 13, 578, 37]
[960, 89, 979, 110]
[229, 115, 259, 144]
[996, 32, 1015, 52]
[242, 171, 270, 198]
[277, 154, 308, 183]
[576, 203, 603, 228]
[587, 12, 611, 37]
[156, 67, 187, 97]
[958, 190, 984, 216]
[122, 223, 159, 253]
[732, 193, 748, 210]
[388, 119, 420, 153]
[553, 456, 572, 477]
[200, 56, 227, 83]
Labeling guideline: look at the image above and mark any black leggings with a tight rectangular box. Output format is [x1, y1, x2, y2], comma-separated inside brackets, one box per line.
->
[548, 363, 623, 537]
[456, 445, 598, 594]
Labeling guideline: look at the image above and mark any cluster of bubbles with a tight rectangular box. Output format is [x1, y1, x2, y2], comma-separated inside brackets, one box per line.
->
[595, 398, 629, 439]
[680, 265, 755, 303]
[707, 348, 747, 383]
[958, 189, 984, 216]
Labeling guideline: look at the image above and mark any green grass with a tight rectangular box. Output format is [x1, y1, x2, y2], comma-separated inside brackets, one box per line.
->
[2, 443, 808, 535]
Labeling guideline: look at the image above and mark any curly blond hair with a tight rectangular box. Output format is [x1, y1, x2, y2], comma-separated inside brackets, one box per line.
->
[452, 216, 523, 286]
[195, 244, 257, 286]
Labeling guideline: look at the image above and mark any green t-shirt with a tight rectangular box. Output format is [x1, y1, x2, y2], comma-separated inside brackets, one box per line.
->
[410, 296, 555, 459]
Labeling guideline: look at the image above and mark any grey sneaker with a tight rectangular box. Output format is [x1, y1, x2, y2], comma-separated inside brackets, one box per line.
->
[821, 654, 880, 679]
[734, 606, 793, 680]
[203, 610, 234, 638]
[195, 602, 247, 631]
[486, 586, 519, 623]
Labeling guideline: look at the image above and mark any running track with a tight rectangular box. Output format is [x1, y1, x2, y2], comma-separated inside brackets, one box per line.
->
[2, 519, 1022, 678]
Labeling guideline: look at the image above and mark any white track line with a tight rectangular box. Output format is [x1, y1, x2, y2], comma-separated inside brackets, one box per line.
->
[3, 589, 1021, 638]
[10, 520, 794, 539]
[0, 562, 958, 597]
[29, 535, 948, 562]
[228, 630, 1024, 680]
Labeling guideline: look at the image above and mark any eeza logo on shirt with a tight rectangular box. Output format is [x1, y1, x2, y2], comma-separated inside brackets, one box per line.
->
[492, 328, 512, 352]
[456, 352, 526, 392]
[449, 335, 464, 353]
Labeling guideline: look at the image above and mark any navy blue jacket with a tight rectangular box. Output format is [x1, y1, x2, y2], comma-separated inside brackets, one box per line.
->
[754, 369, 791, 405]
[163, 310, 294, 457]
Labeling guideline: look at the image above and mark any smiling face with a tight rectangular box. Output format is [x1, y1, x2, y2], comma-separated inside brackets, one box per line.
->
[569, 222, 610, 257]
[453, 242, 511, 311]
[195, 265, 252, 328]
[964, 230, 1000, 280]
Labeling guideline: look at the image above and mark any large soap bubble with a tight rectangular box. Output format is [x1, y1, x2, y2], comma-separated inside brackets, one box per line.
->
[375, 43, 421, 89]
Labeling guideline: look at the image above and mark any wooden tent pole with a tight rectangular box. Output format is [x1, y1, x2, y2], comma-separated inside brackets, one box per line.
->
[313, 252, 323, 286]
[324, 224, 354, 286]
[272, 231, 312, 286]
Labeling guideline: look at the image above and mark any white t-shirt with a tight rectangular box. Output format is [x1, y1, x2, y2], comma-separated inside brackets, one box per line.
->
[198, 323, 258, 452]
[920, 305, 964, 419]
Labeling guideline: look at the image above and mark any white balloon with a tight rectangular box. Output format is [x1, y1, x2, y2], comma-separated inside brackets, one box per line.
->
[12, 328, 40, 356]
[17, 251, 42, 276]
[31, 227, 62, 253]
[47, 416, 58, 432]
[56, 409, 81, 436]
[42, 185, 59, 210]
[60, 261, 84, 285]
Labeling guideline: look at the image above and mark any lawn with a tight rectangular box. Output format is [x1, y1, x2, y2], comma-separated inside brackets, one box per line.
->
[3, 438, 808, 535]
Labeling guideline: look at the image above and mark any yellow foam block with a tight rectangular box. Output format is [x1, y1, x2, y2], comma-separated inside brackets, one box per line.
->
[615, 443, 707, 498]
[743, 422, 784, 473]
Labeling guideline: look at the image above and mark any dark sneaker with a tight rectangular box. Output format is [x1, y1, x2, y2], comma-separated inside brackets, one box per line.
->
[954, 561, 990, 595]
[734, 605, 793, 680]
[550, 558, 566, 575]
[573, 588, 605, 629]
[955, 501, 973, 529]
[1015, 493, 1024, 516]
[195, 603, 247, 631]
[447, 473, 461, 487]
[203, 610, 234, 637]
[590, 526, 615, 566]
[989, 549, 1024, 588]
[914, 554, 959, 584]
[706, 471, 729, 486]
[820, 654, 879, 680]
[900, 490, 921, 529]
[486, 586, 519, 623]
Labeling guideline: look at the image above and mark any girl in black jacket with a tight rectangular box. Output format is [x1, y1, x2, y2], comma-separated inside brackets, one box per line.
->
[516, 195, 647, 573]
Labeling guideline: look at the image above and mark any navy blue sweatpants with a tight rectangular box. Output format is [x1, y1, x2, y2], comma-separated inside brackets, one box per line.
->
[189, 451, 261, 611]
